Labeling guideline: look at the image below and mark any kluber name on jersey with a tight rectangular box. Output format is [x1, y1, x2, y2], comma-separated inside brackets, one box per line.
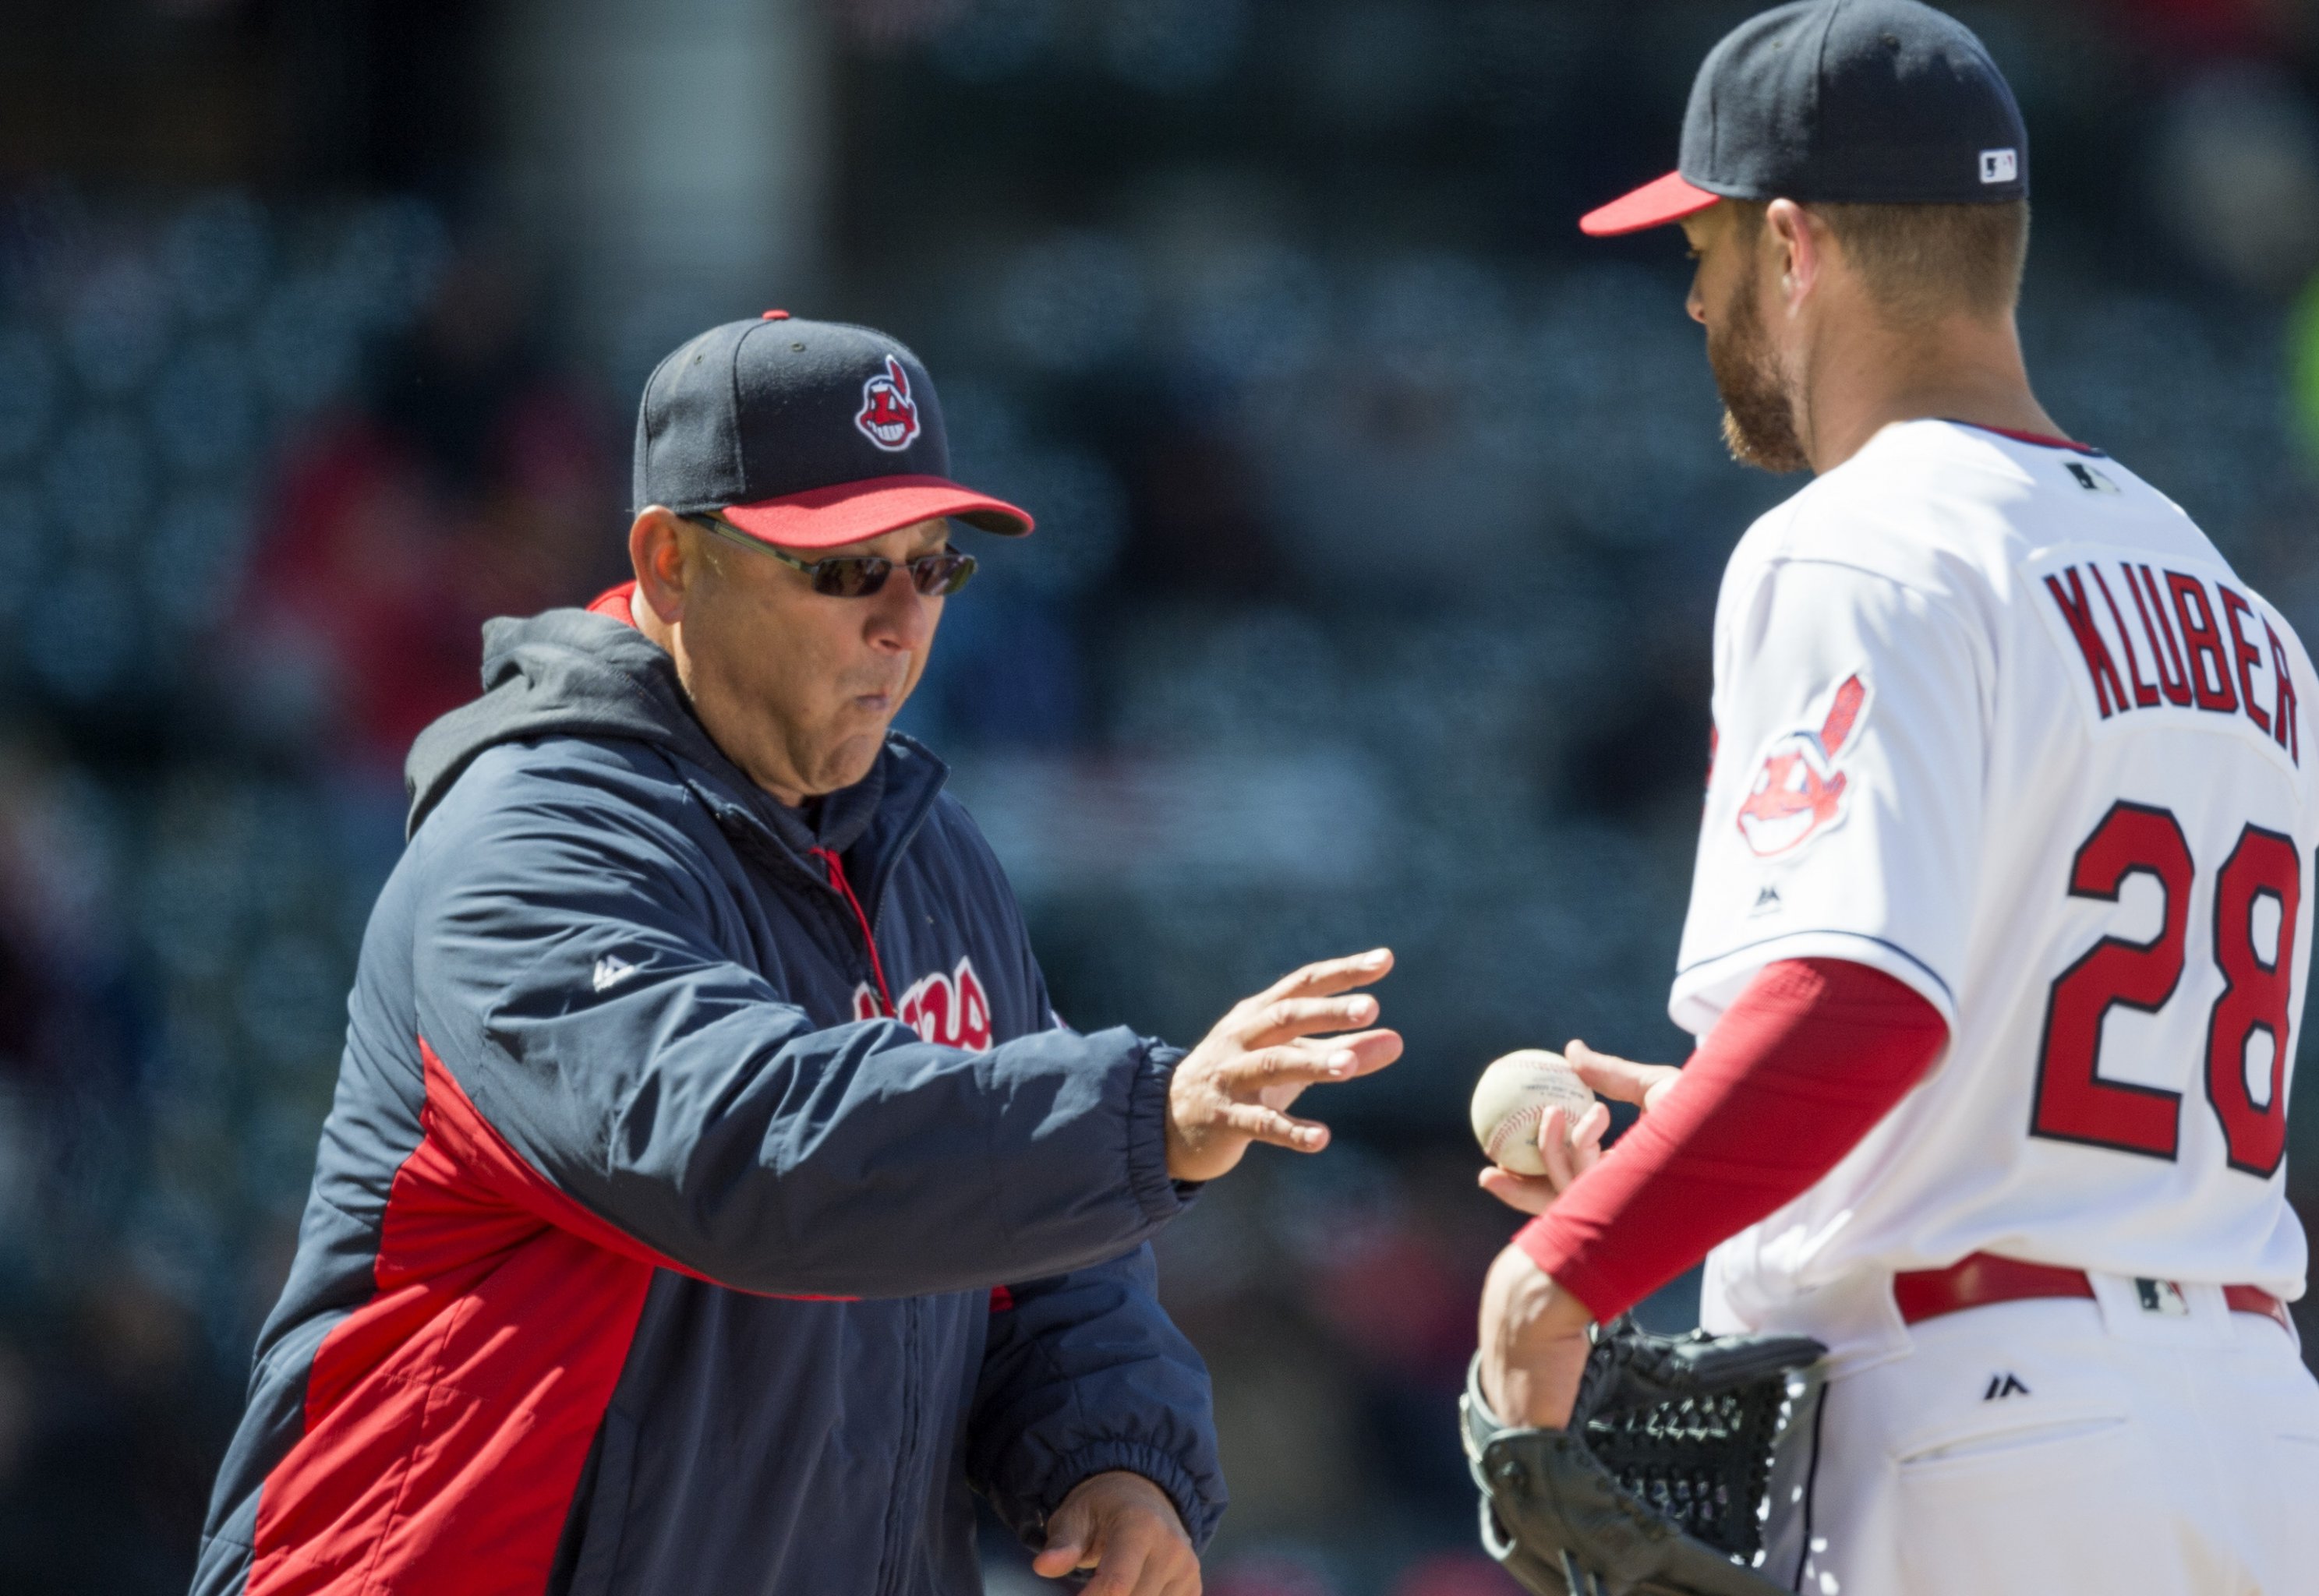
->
[1678, 419, 2315, 1367]
[2034, 546, 2299, 765]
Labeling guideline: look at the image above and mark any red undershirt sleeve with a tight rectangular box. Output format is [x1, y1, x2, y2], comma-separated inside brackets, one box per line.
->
[1515, 957, 1949, 1323]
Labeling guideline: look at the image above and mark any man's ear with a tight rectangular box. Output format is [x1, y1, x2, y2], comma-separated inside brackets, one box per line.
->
[1763, 198, 1821, 312]
[630, 507, 691, 627]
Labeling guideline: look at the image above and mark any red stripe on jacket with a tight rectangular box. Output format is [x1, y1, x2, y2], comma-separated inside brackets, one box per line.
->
[246, 1042, 659, 1596]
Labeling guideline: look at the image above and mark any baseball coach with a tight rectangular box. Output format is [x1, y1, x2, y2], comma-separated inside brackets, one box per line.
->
[190, 312, 1402, 1596]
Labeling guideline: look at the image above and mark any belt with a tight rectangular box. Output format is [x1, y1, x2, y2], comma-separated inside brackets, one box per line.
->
[1893, 1252, 2293, 1336]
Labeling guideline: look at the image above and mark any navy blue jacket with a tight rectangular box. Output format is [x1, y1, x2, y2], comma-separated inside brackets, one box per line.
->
[192, 602, 1224, 1596]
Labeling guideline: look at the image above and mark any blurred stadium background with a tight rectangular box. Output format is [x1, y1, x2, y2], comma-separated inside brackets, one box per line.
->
[0, 0, 2316, 1591]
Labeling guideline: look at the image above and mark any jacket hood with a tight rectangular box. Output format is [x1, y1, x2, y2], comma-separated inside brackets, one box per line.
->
[404, 608, 905, 856]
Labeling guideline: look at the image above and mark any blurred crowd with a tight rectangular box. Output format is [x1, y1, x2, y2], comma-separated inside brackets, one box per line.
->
[1, 2, 2317, 1591]
[0, 182, 626, 1585]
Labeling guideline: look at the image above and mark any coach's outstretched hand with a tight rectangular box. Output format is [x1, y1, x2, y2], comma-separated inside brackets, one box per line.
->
[1032, 1471, 1197, 1596]
[1165, 948, 1402, 1182]
[1477, 1039, 1684, 1216]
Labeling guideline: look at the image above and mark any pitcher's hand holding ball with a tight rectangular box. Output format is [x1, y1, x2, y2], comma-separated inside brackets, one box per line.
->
[1475, 1040, 1681, 1215]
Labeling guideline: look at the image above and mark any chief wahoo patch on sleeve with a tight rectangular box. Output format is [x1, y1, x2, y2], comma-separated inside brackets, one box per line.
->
[1737, 673, 1869, 857]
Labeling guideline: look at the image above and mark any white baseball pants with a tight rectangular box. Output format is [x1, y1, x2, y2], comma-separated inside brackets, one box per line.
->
[1759, 1284, 2319, 1595]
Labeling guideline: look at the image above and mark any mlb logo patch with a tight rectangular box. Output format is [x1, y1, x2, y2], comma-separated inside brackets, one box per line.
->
[1979, 148, 2018, 185]
[2133, 1278, 2190, 1317]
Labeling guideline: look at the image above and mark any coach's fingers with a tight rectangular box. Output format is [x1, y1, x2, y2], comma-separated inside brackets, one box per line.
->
[1038, 1473, 1193, 1594]
[1478, 1165, 1561, 1216]
[1078, 1538, 1151, 1596]
[1251, 948, 1394, 1007]
[1235, 992, 1380, 1047]
[1089, 1517, 1197, 1596]
[1324, 1027, 1402, 1076]
[1220, 1099, 1329, 1153]
[1567, 1040, 1683, 1113]
[1214, 1043, 1353, 1096]
[1097, 1534, 1198, 1596]
[1083, 1504, 1193, 1596]
[1030, 1543, 1091, 1579]
[1264, 1028, 1401, 1087]
[1030, 1502, 1095, 1578]
[1135, 1524, 1198, 1596]
[1214, 1031, 1399, 1095]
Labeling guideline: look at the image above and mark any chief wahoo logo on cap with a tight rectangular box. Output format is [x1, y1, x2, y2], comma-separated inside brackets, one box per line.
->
[855, 356, 921, 451]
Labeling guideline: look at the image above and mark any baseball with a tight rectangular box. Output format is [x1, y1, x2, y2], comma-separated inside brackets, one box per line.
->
[1471, 1050, 1597, 1176]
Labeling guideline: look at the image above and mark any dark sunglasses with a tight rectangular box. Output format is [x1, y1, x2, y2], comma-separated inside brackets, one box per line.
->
[686, 514, 977, 598]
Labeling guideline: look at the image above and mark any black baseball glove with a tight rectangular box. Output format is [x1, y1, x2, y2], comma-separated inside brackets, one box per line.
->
[1461, 1317, 1825, 1596]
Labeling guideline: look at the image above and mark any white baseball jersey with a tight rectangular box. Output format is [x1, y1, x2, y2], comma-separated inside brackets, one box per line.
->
[1678, 418, 2315, 1366]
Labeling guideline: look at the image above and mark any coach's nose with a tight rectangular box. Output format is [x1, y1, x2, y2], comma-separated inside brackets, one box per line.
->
[864, 567, 939, 657]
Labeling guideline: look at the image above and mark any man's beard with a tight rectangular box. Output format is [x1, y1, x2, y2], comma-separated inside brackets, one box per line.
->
[1706, 267, 1809, 474]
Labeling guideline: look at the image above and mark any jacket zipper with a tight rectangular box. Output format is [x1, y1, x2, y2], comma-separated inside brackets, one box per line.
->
[810, 846, 896, 1017]
[814, 839, 924, 1596]
[762, 792, 945, 1591]
[872, 1298, 925, 1596]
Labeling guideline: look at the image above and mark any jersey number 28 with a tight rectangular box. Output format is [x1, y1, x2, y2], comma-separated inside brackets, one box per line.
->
[2032, 800, 2299, 1177]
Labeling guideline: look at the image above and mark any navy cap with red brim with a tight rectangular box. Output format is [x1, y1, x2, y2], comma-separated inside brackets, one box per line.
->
[718, 473, 1034, 551]
[1583, 2, 2028, 238]
[1579, 171, 1723, 238]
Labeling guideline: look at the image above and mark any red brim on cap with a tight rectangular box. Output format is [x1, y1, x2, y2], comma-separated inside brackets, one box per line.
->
[1579, 171, 1722, 238]
[719, 474, 1034, 550]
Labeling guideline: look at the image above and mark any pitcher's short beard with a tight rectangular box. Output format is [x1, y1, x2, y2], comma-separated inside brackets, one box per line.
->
[1707, 270, 1809, 474]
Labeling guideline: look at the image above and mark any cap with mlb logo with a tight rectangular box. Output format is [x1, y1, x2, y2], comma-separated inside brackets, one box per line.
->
[1580, 0, 2027, 237]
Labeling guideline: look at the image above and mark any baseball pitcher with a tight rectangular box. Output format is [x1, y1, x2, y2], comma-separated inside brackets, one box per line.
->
[1469, 5, 2319, 1594]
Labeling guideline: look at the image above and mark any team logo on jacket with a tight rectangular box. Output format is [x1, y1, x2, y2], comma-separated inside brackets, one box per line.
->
[1736, 673, 1869, 858]
[853, 955, 992, 1050]
[854, 356, 921, 451]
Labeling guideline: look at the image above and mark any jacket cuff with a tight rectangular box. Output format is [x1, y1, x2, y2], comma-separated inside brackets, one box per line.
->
[1125, 1044, 1195, 1225]
[1032, 1441, 1222, 1554]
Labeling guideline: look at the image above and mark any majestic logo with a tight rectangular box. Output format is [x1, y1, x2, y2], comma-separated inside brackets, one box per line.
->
[592, 955, 638, 992]
[854, 955, 992, 1050]
[1735, 674, 1868, 858]
[854, 355, 921, 451]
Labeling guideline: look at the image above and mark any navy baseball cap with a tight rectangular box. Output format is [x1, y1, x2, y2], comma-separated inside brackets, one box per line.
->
[632, 310, 1032, 550]
[1581, 0, 2027, 237]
